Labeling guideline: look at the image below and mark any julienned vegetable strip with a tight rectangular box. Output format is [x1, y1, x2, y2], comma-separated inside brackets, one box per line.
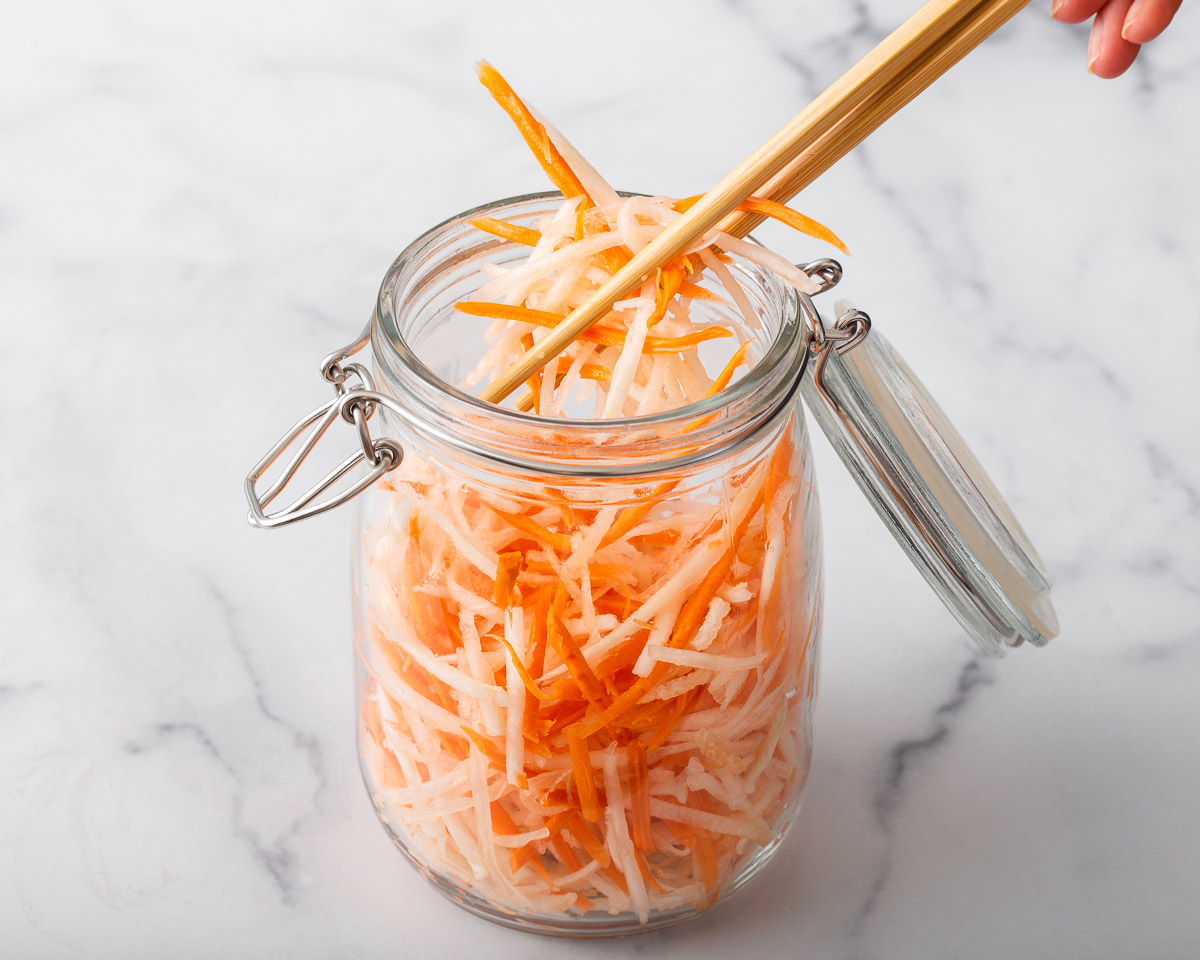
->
[475, 60, 592, 205]
[357, 63, 827, 923]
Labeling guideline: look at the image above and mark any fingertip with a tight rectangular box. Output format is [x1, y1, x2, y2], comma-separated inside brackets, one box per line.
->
[1120, 0, 1143, 41]
[1089, 40, 1142, 78]
[1052, 0, 1108, 24]
[1085, 0, 1142, 79]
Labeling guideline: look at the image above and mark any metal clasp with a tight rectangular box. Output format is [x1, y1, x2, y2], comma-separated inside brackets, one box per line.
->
[794, 259, 871, 379]
[245, 318, 403, 529]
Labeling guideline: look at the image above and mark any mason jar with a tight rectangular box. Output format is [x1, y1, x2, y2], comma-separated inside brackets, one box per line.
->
[333, 193, 821, 934]
[247, 192, 1055, 939]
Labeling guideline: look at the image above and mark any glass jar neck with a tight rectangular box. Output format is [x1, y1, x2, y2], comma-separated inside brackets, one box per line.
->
[371, 192, 811, 478]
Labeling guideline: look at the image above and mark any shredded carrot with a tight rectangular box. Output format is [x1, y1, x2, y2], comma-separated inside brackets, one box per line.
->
[462, 726, 506, 767]
[492, 550, 524, 607]
[568, 730, 602, 823]
[491, 507, 573, 553]
[627, 740, 654, 853]
[705, 340, 752, 397]
[497, 634, 549, 702]
[647, 262, 687, 328]
[674, 193, 849, 254]
[475, 61, 591, 204]
[635, 848, 668, 894]
[455, 301, 733, 353]
[469, 216, 542, 247]
[548, 585, 609, 711]
[565, 812, 611, 868]
[550, 832, 584, 872]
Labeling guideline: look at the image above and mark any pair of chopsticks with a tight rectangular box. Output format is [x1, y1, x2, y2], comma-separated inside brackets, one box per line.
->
[479, 0, 1031, 404]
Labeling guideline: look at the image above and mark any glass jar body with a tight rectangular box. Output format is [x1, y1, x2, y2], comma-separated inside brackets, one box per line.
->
[350, 195, 824, 936]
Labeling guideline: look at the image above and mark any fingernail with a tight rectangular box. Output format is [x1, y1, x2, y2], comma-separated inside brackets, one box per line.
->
[1122, 0, 1142, 40]
[1087, 19, 1102, 72]
[1050, 0, 1065, 19]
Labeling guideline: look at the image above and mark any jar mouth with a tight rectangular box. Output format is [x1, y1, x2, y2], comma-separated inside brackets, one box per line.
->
[371, 191, 812, 477]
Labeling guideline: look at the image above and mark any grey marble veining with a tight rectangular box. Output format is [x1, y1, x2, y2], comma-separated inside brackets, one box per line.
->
[3, 1, 1199, 957]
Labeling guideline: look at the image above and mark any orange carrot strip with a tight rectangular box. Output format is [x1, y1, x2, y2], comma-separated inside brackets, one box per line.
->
[543, 810, 574, 837]
[679, 278, 726, 303]
[509, 815, 568, 873]
[523, 589, 551, 738]
[548, 586, 609, 711]
[564, 812, 611, 868]
[522, 733, 553, 759]
[454, 301, 732, 353]
[704, 341, 752, 397]
[647, 262, 687, 329]
[580, 363, 611, 382]
[436, 729, 470, 761]
[600, 861, 630, 896]
[405, 521, 456, 656]
[469, 216, 542, 247]
[512, 809, 572, 875]
[544, 701, 589, 738]
[598, 243, 632, 277]
[674, 194, 848, 254]
[491, 801, 520, 835]
[646, 328, 733, 354]
[492, 508, 573, 553]
[568, 730, 602, 823]
[497, 634, 550, 702]
[627, 741, 654, 853]
[736, 196, 849, 255]
[462, 726, 506, 767]
[667, 490, 764, 653]
[529, 857, 557, 888]
[551, 834, 584, 873]
[627, 529, 679, 548]
[571, 666, 667, 741]
[635, 848, 667, 894]
[595, 636, 647, 683]
[598, 480, 675, 548]
[509, 843, 541, 874]
[492, 550, 524, 607]
[475, 61, 591, 204]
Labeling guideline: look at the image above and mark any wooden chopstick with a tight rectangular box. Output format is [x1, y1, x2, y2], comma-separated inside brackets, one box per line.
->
[723, 0, 1030, 238]
[480, 0, 1028, 404]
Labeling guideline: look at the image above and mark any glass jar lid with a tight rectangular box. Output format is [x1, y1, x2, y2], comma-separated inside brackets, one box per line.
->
[797, 295, 1058, 656]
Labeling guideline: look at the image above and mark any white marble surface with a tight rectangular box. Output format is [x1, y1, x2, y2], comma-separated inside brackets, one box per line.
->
[3, 1, 1199, 957]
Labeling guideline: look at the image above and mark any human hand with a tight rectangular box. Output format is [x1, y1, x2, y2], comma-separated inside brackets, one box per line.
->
[1052, 0, 1183, 78]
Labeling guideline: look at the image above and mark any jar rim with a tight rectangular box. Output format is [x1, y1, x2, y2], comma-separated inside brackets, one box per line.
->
[370, 191, 813, 477]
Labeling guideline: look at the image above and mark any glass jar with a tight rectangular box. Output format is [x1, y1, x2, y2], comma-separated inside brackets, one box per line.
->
[247, 191, 1057, 939]
[349, 194, 823, 935]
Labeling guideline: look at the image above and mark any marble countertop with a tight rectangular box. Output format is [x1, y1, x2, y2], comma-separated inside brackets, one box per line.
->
[4, 1, 1199, 957]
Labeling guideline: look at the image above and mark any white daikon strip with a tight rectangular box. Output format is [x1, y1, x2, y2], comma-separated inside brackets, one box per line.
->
[492, 827, 550, 848]
[647, 799, 772, 845]
[603, 746, 649, 925]
[645, 646, 764, 672]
